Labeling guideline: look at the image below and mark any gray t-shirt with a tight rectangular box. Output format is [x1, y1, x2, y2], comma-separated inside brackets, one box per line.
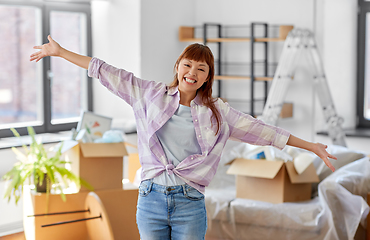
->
[153, 104, 202, 186]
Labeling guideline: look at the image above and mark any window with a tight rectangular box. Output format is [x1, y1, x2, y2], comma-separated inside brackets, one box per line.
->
[358, 0, 370, 127]
[0, 1, 92, 138]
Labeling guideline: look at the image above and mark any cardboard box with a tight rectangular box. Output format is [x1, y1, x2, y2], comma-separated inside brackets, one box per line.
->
[23, 186, 89, 240]
[227, 158, 319, 204]
[128, 153, 141, 183]
[179, 26, 196, 41]
[280, 102, 293, 118]
[86, 189, 140, 240]
[64, 142, 128, 191]
[23, 187, 140, 240]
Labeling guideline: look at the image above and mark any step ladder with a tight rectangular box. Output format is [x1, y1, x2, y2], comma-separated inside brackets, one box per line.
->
[259, 29, 347, 147]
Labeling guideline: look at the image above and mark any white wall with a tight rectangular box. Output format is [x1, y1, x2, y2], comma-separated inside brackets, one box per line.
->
[194, 0, 314, 26]
[320, 0, 358, 129]
[90, 0, 140, 121]
[317, 0, 370, 152]
[140, 0, 196, 84]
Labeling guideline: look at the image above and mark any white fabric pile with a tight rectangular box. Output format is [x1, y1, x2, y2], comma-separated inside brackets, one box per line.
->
[205, 143, 369, 240]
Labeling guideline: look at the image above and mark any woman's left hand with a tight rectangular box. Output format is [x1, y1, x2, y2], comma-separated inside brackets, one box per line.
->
[311, 143, 337, 172]
[287, 135, 337, 172]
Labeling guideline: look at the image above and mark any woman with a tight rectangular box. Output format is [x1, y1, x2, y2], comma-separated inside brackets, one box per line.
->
[30, 35, 336, 240]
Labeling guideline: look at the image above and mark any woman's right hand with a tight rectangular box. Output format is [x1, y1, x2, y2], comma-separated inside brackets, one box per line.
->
[30, 35, 62, 62]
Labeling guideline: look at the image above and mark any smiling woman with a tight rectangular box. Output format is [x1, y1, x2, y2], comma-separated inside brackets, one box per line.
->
[29, 33, 337, 239]
[176, 58, 210, 104]
[169, 44, 222, 135]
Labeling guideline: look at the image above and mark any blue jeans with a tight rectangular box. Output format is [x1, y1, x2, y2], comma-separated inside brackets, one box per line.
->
[136, 180, 207, 240]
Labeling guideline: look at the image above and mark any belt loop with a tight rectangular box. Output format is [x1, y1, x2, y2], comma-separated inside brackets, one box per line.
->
[181, 184, 187, 194]
[148, 181, 153, 193]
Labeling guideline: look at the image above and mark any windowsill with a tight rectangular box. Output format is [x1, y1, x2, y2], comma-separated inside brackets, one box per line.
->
[317, 128, 370, 138]
[0, 127, 138, 150]
[0, 131, 73, 150]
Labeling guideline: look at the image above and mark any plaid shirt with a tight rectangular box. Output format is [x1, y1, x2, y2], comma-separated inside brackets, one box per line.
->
[88, 57, 290, 193]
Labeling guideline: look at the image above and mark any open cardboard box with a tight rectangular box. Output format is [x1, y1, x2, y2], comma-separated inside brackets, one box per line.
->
[85, 189, 140, 240]
[63, 141, 128, 191]
[23, 186, 140, 240]
[127, 153, 141, 183]
[227, 158, 319, 204]
[23, 186, 89, 240]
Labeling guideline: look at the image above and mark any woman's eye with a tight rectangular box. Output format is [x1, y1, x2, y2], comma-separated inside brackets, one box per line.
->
[199, 69, 205, 72]
[184, 64, 190, 67]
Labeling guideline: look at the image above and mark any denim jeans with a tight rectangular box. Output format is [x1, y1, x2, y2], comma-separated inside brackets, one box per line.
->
[136, 180, 207, 240]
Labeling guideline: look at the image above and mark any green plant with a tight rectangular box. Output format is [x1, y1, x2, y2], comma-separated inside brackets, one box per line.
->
[2, 127, 93, 204]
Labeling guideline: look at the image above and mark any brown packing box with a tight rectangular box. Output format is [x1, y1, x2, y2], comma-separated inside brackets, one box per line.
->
[65, 142, 128, 191]
[23, 186, 89, 240]
[23, 187, 140, 240]
[86, 189, 140, 240]
[128, 153, 141, 183]
[226, 158, 319, 204]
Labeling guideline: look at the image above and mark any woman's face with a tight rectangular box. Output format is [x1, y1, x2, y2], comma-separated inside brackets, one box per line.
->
[176, 58, 210, 97]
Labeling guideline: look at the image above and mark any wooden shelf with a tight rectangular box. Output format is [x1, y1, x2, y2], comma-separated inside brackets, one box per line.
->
[214, 75, 273, 81]
[180, 37, 287, 43]
[179, 25, 294, 43]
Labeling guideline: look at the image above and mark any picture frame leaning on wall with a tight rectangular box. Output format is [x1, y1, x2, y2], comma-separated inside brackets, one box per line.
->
[76, 111, 112, 142]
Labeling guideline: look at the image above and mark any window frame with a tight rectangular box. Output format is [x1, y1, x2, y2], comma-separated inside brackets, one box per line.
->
[357, 0, 370, 128]
[0, 0, 93, 138]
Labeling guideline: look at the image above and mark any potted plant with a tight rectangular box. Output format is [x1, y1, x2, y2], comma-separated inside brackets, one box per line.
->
[2, 127, 93, 205]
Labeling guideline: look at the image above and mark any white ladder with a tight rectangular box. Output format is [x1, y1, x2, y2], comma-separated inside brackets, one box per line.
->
[259, 29, 347, 147]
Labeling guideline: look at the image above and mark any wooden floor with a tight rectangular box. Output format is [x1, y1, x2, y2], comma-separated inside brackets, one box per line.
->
[0, 232, 25, 240]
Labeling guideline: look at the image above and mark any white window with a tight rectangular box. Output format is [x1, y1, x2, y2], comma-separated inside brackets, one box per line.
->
[0, 1, 92, 137]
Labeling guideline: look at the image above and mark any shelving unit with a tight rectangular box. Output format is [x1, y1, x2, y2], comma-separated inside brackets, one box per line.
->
[178, 23, 293, 116]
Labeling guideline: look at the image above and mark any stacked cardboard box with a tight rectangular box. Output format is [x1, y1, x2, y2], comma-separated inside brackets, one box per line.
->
[23, 142, 140, 240]
[66, 142, 127, 191]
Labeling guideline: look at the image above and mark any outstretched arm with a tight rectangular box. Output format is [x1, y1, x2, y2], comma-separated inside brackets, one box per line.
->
[287, 135, 337, 172]
[30, 35, 91, 70]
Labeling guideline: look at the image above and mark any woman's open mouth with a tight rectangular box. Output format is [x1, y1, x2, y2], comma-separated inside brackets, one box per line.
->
[184, 77, 197, 84]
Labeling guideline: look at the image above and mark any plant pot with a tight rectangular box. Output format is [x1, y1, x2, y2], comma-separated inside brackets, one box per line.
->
[36, 174, 50, 193]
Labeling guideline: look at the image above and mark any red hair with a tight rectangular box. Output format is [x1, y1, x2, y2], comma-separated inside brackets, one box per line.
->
[170, 43, 221, 135]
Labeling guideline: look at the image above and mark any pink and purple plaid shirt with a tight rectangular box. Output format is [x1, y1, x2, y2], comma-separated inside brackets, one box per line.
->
[88, 57, 290, 193]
